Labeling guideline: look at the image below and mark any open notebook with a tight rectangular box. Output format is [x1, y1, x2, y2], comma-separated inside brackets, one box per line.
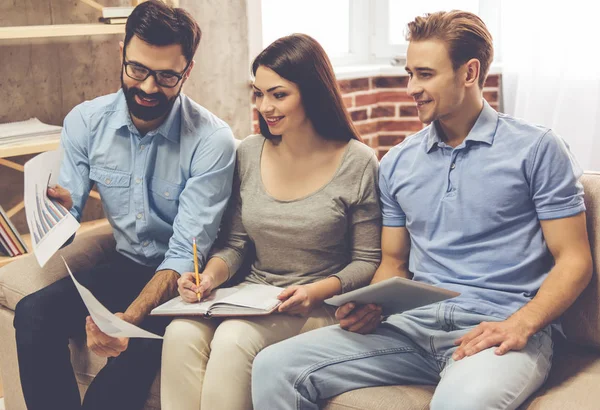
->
[151, 284, 284, 317]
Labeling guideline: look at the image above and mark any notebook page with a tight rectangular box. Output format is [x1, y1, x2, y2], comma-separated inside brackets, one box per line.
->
[212, 284, 283, 311]
[151, 287, 240, 315]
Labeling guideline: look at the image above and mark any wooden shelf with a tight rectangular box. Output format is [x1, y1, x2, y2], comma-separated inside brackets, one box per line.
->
[0, 219, 109, 268]
[0, 136, 60, 159]
[0, 24, 125, 40]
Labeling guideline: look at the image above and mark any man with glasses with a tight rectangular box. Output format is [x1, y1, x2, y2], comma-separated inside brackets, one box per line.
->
[13, 2, 235, 410]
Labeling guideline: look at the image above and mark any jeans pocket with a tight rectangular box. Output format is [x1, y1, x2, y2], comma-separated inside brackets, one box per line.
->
[148, 177, 183, 222]
[90, 166, 131, 217]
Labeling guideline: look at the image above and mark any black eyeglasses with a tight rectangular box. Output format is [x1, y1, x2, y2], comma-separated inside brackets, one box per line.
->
[123, 60, 190, 88]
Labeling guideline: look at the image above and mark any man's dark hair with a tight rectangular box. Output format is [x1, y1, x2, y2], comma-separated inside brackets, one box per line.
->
[124, 0, 201, 63]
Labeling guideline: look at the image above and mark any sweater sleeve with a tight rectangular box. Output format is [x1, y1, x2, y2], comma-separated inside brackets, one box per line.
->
[208, 155, 250, 280]
[330, 154, 382, 292]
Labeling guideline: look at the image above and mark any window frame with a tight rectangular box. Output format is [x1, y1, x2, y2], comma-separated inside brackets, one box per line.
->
[249, 0, 501, 68]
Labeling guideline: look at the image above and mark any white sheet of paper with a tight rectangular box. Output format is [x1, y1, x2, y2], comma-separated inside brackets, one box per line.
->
[63, 258, 162, 339]
[24, 149, 80, 267]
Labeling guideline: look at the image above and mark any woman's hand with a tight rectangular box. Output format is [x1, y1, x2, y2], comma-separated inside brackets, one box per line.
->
[277, 284, 320, 316]
[177, 272, 216, 303]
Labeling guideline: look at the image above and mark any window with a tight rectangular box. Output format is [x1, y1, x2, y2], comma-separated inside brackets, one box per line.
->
[253, 0, 369, 66]
[251, 0, 501, 67]
[376, 0, 501, 63]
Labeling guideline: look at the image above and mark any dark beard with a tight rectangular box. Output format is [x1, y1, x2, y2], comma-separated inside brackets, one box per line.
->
[121, 75, 181, 122]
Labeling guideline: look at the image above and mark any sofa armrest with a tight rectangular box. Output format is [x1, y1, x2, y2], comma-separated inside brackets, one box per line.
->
[0, 220, 115, 311]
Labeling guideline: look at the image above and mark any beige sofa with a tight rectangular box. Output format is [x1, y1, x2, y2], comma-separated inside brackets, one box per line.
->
[2, 172, 600, 410]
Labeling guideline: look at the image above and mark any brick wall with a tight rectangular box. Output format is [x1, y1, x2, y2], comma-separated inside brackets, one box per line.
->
[252, 73, 501, 159]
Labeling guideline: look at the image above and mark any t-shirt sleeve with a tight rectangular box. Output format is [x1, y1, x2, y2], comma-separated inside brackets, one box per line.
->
[529, 130, 585, 220]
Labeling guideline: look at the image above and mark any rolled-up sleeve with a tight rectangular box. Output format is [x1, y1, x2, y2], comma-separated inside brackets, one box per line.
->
[57, 106, 93, 222]
[157, 127, 236, 274]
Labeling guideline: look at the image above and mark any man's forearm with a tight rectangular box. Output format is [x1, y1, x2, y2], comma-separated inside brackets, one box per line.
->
[123, 269, 180, 325]
[370, 258, 411, 284]
[510, 258, 592, 336]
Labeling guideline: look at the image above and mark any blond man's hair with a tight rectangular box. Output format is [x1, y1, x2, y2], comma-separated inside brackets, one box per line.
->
[406, 10, 494, 89]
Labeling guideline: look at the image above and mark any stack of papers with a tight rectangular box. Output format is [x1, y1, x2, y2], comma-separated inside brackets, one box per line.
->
[24, 150, 80, 267]
[0, 118, 62, 147]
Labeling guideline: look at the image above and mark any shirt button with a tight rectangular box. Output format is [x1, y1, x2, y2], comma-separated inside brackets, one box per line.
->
[135, 178, 142, 184]
[164, 191, 170, 197]
[450, 163, 456, 169]
[142, 241, 150, 247]
[136, 213, 143, 219]
[105, 178, 111, 184]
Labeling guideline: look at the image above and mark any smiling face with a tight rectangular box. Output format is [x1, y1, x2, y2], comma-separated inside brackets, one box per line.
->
[120, 35, 192, 123]
[405, 39, 466, 124]
[252, 65, 311, 137]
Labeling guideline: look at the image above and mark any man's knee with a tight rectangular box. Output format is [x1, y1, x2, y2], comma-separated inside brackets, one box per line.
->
[430, 376, 506, 410]
[14, 292, 45, 335]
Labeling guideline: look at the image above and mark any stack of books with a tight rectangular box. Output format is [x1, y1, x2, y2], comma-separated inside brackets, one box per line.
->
[0, 118, 62, 147]
[0, 206, 28, 257]
[99, 6, 134, 25]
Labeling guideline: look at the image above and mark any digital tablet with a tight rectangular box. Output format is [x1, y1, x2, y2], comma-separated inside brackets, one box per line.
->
[325, 276, 460, 315]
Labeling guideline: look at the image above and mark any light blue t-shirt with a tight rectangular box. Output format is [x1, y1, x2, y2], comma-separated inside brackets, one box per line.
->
[58, 89, 236, 275]
[379, 100, 585, 319]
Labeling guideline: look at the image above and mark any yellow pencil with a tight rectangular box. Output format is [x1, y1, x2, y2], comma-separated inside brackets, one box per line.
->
[193, 237, 201, 301]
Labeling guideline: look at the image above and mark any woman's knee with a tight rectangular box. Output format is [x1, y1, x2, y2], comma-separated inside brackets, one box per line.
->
[163, 318, 214, 360]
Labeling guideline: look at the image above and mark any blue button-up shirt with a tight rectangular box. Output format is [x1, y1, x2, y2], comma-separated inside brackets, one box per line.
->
[58, 89, 236, 274]
[379, 100, 585, 319]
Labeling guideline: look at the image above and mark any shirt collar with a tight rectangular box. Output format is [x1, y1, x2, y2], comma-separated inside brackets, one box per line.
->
[426, 99, 498, 153]
[108, 89, 181, 143]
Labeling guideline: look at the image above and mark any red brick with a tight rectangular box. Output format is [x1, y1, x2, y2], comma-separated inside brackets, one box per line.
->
[355, 93, 378, 106]
[253, 122, 260, 134]
[484, 75, 499, 87]
[355, 122, 378, 135]
[483, 91, 498, 103]
[379, 134, 406, 146]
[379, 120, 423, 132]
[350, 109, 368, 122]
[373, 76, 409, 88]
[370, 105, 396, 119]
[399, 105, 418, 117]
[343, 96, 353, 108]
[338, 78, 370, 93]
[378, 91, 413, 103]
[362, 135, 379, 148]
[252, 109, 259, 121]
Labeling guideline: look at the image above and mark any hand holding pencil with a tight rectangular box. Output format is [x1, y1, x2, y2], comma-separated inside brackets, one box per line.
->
[175, 238, 217, 303]
[193, 237, 201, 301]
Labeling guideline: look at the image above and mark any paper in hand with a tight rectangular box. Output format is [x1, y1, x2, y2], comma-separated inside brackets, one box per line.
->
[63, 257, 162, 339]
[24, 149, 80, 267]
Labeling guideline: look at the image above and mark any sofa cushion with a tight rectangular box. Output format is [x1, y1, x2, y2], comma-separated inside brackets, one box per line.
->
[519, 340, 600, 409]
[0, 220, 114, 311]
[562, 172, 600, 349]
[322, 385, 435, 410]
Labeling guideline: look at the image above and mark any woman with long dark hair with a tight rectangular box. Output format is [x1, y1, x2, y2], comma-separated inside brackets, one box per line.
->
[160, 33, 381, 410]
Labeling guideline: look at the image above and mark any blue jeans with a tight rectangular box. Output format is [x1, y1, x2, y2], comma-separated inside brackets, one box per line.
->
[252, 303, 553, 410]
[13, 252, 171, 410]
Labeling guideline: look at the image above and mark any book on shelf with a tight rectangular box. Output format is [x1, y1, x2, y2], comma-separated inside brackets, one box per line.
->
[151, 284, 284, 317]
[0, 118, 61, 147]
[101, 6, 134, 19]
[0, 205, 28, 257]
[99, 17, 128, 25]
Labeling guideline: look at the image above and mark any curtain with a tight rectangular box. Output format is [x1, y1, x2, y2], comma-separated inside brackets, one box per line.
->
[501, 0, 600, 171]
